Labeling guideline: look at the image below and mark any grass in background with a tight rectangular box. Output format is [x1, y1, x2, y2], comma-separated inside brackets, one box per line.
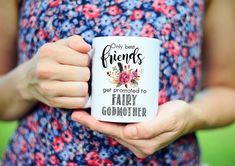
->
[0, 121, 17, 160]
[197, 124, 235, 166]
[0, 121, 235, 165]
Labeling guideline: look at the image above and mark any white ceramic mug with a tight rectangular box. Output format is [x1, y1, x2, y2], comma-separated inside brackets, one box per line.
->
[86, 36, 160, 123]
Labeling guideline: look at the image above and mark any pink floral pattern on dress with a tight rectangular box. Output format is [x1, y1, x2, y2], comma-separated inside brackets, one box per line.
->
[83, 4, 100, 19]
[3, 0, 204, 165]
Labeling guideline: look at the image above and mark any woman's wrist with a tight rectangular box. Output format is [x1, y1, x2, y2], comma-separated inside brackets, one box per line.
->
[188, 101, 209, 133]
[175, 100, 207, 136]
[16, 59, 37, 103]
[0, 59, 38, 120]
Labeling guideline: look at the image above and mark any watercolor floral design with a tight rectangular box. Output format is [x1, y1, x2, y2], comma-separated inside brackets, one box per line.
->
[107, 62, 143, 88]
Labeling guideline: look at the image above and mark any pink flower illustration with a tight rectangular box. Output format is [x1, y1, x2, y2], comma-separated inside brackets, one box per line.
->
[83, 4, 100, 19]
[131, 70, 138, 80]
[119, 71, 131, 85]
[107, 63, 142, 88]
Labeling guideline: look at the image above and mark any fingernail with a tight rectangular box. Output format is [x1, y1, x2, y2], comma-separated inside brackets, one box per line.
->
[71, 115, 77, 121]
[87, 44, 92, 50]
[126, 126, 137, 137]
[71, 113, 80, 121]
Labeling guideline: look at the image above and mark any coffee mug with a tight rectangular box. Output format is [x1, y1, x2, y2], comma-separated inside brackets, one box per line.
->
[85, 36, 160, 123]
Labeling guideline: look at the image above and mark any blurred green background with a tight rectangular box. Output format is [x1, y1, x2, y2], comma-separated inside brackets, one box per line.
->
[0, 121, 235, 165]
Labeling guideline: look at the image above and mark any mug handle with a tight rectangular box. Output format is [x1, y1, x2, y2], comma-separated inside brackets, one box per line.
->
[84, 96, 91, 108]
[83, 49, 94, 108]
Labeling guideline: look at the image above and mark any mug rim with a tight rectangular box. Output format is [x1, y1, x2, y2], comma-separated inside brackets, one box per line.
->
[93, 36, 161, 42]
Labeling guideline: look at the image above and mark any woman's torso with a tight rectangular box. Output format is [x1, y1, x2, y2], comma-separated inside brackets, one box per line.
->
[3, 0, 204, 165]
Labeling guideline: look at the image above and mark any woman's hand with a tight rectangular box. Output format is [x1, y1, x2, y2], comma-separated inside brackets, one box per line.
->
[71, 100, 200, 158]
[20, 35, 91, 109]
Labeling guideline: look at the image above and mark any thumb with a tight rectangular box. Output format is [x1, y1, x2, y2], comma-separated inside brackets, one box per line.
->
[123, 119, 164, 140]
[123, 101, 184, 139]
[56, 35, 91, 53]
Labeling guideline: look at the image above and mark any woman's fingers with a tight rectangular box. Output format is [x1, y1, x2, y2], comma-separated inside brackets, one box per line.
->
[70, 100, 194, 157]
[114, 137, 148, 159]
[55, 65, 90, 81]
[71, 111, 163, 157]
[56, 35, 91, 53]
[36, 63, 90, 81]
[37, 81, 88, 97]
[123, 101, 188, 140]
[55, 51, 90, 67]
[48, 96, 88, 109]
[38, 43, 90, 67]
[123, 118, 166, 140]
[71, 111, 125, 137]
[28, 35, 91, 109]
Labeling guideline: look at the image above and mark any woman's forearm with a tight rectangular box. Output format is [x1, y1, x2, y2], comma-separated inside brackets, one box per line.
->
[0, 1, 31, 120]
[0, 60, 37, 121]
[188, 1, 235, 131]
[190, 87, 235, 131]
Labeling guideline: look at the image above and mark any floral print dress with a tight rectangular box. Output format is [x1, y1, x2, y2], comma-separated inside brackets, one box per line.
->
[3, 0, 204, 165]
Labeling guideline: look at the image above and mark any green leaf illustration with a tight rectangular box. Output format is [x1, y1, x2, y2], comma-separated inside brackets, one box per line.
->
[116, 83, 121, 87]
[117, 62, 123, 72]
[131, 80, 138, 85]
